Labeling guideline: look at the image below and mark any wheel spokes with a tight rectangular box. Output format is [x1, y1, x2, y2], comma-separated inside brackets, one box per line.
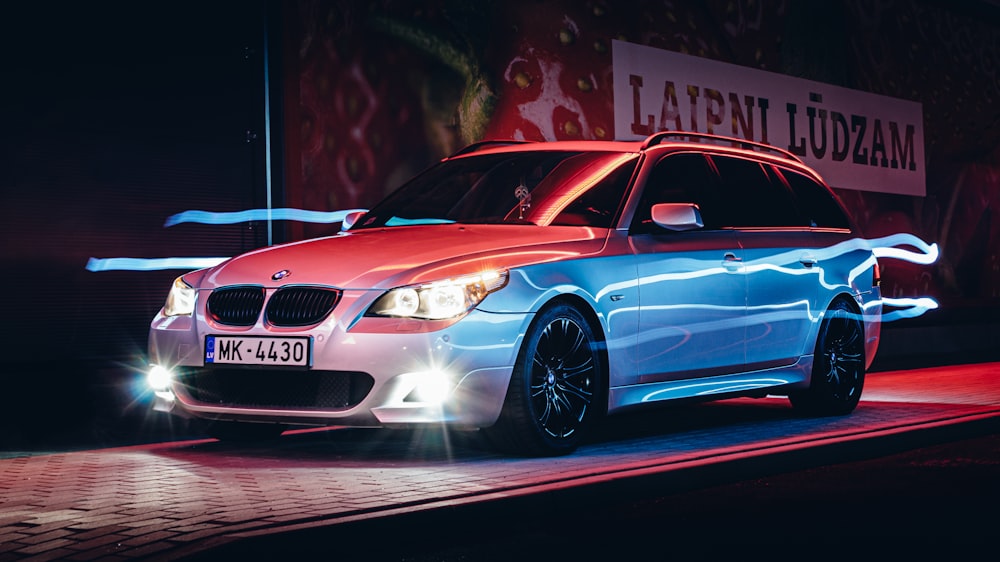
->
[530, 316, 596, 438]
[822, 309, 864, 400]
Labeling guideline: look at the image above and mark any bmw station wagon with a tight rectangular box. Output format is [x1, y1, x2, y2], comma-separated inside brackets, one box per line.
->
[147, 132, 882, 456]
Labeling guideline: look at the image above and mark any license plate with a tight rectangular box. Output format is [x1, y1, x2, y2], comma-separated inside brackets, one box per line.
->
[205, 336, 311, 366]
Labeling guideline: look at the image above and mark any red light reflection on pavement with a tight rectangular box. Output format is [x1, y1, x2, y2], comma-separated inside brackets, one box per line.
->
[1, 363, 998, 559]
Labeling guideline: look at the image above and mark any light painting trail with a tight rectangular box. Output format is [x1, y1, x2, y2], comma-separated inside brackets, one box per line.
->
[86, 207, 943, 323]
[868, 233, 939, 264]
[86, 257, 229, 272]
[879, 297, 939, 322]
[164, 208, 368, 227]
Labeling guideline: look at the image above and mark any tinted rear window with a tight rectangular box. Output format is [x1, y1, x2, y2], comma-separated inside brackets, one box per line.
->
[710, 155, 809, 228]
[778, 168, 851, 229]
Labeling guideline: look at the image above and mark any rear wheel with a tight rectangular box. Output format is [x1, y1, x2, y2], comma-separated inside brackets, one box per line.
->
[790, 299, 865, 415]
[485, 304, 603, 456]
[205, 420, 286, 442]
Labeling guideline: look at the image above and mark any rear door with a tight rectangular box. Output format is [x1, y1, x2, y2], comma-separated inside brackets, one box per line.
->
[629, 152, 746, 383]
[709, 155, 820, 371]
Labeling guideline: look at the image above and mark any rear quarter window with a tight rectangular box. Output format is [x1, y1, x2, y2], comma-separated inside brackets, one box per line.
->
[778, 168, 852, 229]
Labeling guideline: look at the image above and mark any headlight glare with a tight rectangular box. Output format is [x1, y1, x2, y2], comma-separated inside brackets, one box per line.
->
[163, 276, 196, 317]
[369, 270, 508, 320]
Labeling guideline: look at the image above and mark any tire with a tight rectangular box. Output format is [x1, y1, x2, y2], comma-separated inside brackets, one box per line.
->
[790, 299, 865, 415]
[485, 303, 603, 456]
[205, 420, 286, 442]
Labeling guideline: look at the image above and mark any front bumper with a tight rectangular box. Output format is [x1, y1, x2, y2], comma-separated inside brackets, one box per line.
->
[148, 290, 529, 428]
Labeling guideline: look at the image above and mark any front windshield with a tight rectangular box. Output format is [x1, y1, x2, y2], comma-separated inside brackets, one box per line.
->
[352, 150, 638, 229]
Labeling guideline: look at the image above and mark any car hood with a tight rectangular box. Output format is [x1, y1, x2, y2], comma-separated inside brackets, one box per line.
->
[195, 224, 607, 290]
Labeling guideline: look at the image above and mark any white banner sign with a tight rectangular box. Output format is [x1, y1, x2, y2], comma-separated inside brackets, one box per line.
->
[612, 40, 925, 196]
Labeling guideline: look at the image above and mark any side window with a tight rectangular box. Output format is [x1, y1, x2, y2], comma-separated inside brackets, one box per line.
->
[710, 155, 809, 228]
[630, 152, 720, 234]
[552, 158, 638, 228]
[779, 168, 851, 229]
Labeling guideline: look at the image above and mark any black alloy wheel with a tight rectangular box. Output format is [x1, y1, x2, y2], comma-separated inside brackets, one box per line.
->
[791, 299, 865, 415]
[485, 303, 603, 456]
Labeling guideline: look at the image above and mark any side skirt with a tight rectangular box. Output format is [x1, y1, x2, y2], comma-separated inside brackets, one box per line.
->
[607, 356, 813, 414]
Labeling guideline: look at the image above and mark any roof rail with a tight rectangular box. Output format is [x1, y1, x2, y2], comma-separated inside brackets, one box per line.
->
[449, 140, 535, 157]
[641, 131, 803, 163]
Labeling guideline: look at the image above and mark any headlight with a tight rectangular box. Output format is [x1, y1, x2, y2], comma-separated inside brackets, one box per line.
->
[163, 276, 196, 317]
[368, 270, 508, 320]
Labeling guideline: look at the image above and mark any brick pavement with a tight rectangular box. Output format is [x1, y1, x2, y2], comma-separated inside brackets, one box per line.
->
[1, 362, 998, 561]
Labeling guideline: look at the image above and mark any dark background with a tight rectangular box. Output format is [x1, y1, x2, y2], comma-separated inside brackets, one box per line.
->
[0, 1, 274, 446]
[1, 0, 998, 449]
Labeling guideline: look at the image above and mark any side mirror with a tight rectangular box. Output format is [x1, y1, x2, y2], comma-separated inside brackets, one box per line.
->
[341, 210, 367, 231]
[651, 203, 704, 231]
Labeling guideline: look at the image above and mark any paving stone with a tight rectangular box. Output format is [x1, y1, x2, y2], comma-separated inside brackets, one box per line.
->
[118, 518, 178, 529]
[63, 526, 130, 541]
[117, 530, 179, 548]
[118, 539, 182, 559]
[15, 520, 90, 536]
[63, 516, 137, 530]
[14, 538, 78, 555]
[19, 547, 81, 562]
[63, 545, 130, 561]
[165, 523, 222, 534]
[11, 528, 75, 545]
[0, 531, 31, 544]
[64, 533, 131, 552]
[20, 510, 88, 525]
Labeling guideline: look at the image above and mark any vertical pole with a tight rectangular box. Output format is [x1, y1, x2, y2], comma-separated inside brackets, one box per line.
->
[263, 3, 274, 246]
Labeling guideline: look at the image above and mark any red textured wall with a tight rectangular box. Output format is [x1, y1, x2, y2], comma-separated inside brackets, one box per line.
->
[282, 0, 1000, 303]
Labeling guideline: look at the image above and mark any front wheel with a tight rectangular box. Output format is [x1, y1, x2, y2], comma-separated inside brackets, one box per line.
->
[485, 304, 604, 456]
[790, 299, 865, 415]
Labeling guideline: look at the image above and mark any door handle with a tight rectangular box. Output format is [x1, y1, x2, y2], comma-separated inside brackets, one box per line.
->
[800, 254, 818, 267]
[723, 252, 742, 270]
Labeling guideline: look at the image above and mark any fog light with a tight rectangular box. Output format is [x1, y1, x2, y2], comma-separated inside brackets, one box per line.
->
[147, 364, 173, 391]
[404, 374, 453, 404]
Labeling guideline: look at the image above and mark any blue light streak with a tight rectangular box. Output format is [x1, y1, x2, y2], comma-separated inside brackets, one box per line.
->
[86, 257, 229, 272]
[641, 377, 793, 402]
[867, 234, 940, 321]
[869, 233, 939, 264]
[385, 217, 455, 227]
[164, 208, 369, 227]
[879, 296, 939, 322]
[90, 205, 947, 323]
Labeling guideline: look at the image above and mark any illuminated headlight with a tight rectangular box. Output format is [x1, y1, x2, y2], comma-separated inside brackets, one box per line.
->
[163, 276, 196, 317]
[368, 270, 508, 320]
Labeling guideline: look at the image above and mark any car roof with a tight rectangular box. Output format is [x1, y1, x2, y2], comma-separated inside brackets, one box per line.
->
[447, 139, 646, 157]
[448, 131, 822, 184]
